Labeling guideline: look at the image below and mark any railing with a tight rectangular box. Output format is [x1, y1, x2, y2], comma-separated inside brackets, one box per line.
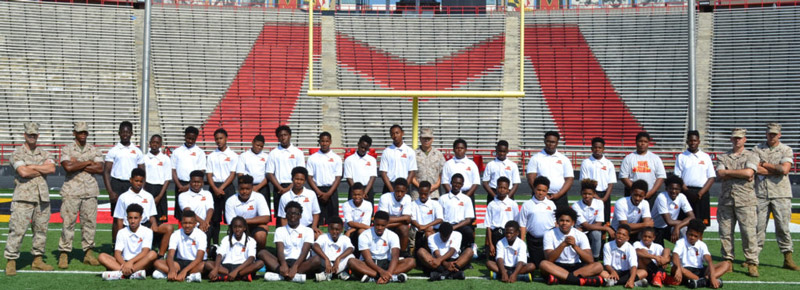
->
[3, 144, 797, 174]
[713, 0, 800, 8]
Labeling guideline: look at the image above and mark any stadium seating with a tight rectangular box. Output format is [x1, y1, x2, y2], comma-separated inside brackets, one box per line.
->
[150, 5, 322, 147]
[708, 5, 800, 151]
[0, 1, 139, 146]
[335, 14, 507, 149]
[521, 7, 689, 150]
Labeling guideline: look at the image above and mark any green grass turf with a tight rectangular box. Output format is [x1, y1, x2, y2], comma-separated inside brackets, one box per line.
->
[2, 222, 800, 289]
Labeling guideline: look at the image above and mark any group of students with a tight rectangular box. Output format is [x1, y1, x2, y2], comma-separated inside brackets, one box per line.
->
[4, 120, 794, 287]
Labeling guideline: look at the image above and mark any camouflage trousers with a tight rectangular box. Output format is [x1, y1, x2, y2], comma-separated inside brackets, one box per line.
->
[717, 204, 759, 265]
[757, 197, 794, 253]
[3, 200, 50, 260]
[58, 197, 97, 253]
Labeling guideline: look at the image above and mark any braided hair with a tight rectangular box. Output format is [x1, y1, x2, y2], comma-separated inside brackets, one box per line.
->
[228, 216, 249, 250]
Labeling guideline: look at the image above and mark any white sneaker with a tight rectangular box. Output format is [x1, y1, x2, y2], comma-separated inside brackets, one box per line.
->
[102, 271, 123, 281]
[361, 275, 375, 283]
[472, 243, 479, 259]
[315, 272, 328, 282]
[338, 271, 351, 281]
[152, 270, 167, 280]
[292, 273, 306, 283]
[391, 273, 407, 283]
[185, 272, 201, 282]
[634, 278, 649, 287]
[264, 272, 281, 281]
[129, 270, 146, 280]
[605, 278, 618, 287]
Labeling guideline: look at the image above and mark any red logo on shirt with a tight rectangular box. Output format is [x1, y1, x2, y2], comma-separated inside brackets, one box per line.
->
[248, 205, 254, 211]
[674, 204, 679, 210]
[360, 212, 365, 217]
[289, 154, 295, 159]
[304, 197, 310, 203]
[698, 160, 705, 165]
[336, 248, 341, 253]
[298, 233, 303, 239]
[601, 166, 607, 171]
[695, 249, 699, 256]
[637, 209, 641, 214]
[157, 161, 163, 166]
[401, 154, 407, 158]
[192, 240, 196, 246]
[505, 166, 512, 171]
[142, 199, 148, 204]
[190, 152, 196, 156]
[225, 157, 231, 162]
[366, 162, 371, 166]
[546, 206, 552, 210]
[458, 202, 464, 206]
[201, 196, 206, 201]
[505, 207, 512, 212]
[622, 254, 627, 260]
[633, 161, 652, 173]
[427, 210, 433, 215]
[556, 160, 562, 164]
[466, 167, 471, 171]
[383, 241, 388, 247]
[242, 247, 246, 252]
[138, 238, 143, 244]
[260, 158, 266, 162]
[328, 158, 334, 162]
[594, 210, 599, 216]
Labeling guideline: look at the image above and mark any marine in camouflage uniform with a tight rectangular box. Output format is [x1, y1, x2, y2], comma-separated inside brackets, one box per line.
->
[4, 122, 56, 275]
[57, 122, 104, 268]
[752, 123, 799, 271]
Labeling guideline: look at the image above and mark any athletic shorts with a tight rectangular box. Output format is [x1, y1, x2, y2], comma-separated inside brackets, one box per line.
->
[175, 258, 194, 271]
[555, 262, 584, 273]
[222, 263, 241, 272]
[248, 225, 268, 237]
[326, 254, 355, 273]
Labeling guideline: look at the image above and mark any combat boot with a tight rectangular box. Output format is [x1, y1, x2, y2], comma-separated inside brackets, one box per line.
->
[31, 256, 53, 271]
[783, 252, 800, 271]
[83, 249, 100, 266]
[58, 252, 69, 269]
[5, 260, 16, 276]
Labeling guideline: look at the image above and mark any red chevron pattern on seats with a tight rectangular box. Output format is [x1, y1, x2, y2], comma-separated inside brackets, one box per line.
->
[526, 24, 643, 147]
[201, 24, 321, 143]
[336, 33, 505, 90]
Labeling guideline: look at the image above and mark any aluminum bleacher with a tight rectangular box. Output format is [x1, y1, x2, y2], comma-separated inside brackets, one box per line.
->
[150, 5, 322, 148]
[335, 14, 506, 149]
[0, 1, 139, 145]
[708, 5, 800, 151]
[521, 7, 689, 150]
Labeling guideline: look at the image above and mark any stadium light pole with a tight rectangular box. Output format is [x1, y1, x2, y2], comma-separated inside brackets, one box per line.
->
[140, 0, 152, 150]
[688, 0, 696, 130]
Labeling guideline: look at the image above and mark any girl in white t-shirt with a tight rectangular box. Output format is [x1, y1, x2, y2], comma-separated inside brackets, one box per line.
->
[205, 217, 262, 282]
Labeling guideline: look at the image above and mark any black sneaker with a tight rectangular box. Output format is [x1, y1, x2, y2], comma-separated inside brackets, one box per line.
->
[450, 271, 466, 280]
[430, 271, 442, 281]
[688, 278, 708, 289]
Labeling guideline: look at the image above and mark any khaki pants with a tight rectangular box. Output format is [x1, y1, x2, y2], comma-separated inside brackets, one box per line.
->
[757, 197, 794, 253]
[717, 204, 759, 265]
[58, 197, 98, 252]
[4, 201, 50, 260]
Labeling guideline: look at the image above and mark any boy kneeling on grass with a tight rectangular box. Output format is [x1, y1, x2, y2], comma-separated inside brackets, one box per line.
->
[669, 219, 729, 289]
[153, 210, 207, 282]
[100, 204, 157, 280]
[486, 221, 536, 283]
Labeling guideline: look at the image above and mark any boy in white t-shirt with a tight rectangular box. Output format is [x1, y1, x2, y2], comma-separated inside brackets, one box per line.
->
[153, 210, 207, 282]
[260, 201, 323, 283]
[602, 224, 648, 287]
[378, 177, 414, 256]
[113, 168, 174, 257]
[484, 177, 519, 259]
[417, 222, 472, 281]
[224, 175, 271, 249]
[539, 208, 605, 286]
[612, 180, 654, 241]
[99, 204, 157, 280]
[670, 220, 729, 288]
[634, 227, 671, 287]
[408, 181, 443, 255]
[311, 217, 358, 281]
[353, 211, 416, 284]
[277, 167, 322, 238]
[653, 175, 695, 245]
[517, 176, 556, 265]
[572, 179, 615, 261]
[178, 170, 215, 245]
[342, 182, 373, 257]
[486, 221, 536, 283]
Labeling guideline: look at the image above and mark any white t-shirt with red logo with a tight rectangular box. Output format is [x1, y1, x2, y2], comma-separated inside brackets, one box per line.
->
[342, 199, 373, 231]
[225, 192, 270, 224]
[114, 189, 157, 226]
[277, 188, 321, 227]
[116, 226, 153, 261]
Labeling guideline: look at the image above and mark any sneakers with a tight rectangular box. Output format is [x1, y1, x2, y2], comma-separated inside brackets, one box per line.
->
[516, 273, 532, 282]
[451, 271, 466, 280]
[580, 276, 604, 287]
[748, 264, 760, 277]
[546, 274, 560, 285]
[315, 272, 331, 282]
[130, 270, 146, 280]
[361, 275, 375, 283]
[634, 278, 649, 287]
[430, 271, 443, 281]
[58, 252, 69, 269]
[264, 272, 281, 281]
[605, 278, 618, 287]
[688, 278, 707, 289]
[489, 271, 497, 280]
[152, 270, 167, 280]
[393, 273, 407, 283]
[338, 271, 351, 281]
[102, 271, 124, 281]
[5, 260, 16, 276]
[83, 249, 100, 266]
[185, 272, 202, 282]
[651, 272, 665, 287]
[472, 243, 479, 259]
